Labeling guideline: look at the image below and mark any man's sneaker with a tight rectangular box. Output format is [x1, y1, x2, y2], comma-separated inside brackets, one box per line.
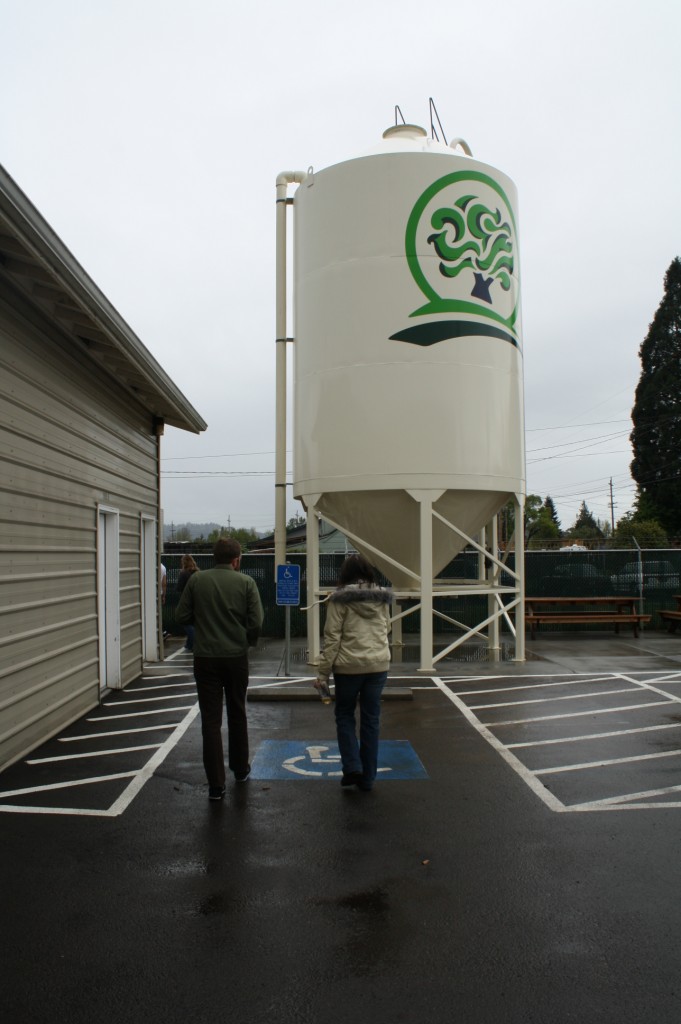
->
[208, 785, 226, 801]
[234, 766, 251, 782]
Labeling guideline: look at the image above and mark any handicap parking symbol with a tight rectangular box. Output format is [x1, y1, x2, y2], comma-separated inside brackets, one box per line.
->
[282, 744, 342, 777]
[251, 740, 428, 781]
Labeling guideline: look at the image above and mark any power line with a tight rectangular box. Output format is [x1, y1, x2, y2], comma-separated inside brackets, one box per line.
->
[527, 427, 630, 452]
[163, 472, 277, 477]
[526, 417, 630, 433]
[162, 450, 283, 462]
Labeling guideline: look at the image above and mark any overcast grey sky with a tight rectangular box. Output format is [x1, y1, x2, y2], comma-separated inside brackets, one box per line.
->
[2, 0, 680, 535]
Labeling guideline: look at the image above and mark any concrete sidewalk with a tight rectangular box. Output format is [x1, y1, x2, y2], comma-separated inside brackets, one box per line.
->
[245, 627, 681, 680]
[2, 631, 681, 1024]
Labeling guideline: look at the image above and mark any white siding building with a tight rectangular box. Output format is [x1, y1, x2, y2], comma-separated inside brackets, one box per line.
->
[0, 165, 206, 771]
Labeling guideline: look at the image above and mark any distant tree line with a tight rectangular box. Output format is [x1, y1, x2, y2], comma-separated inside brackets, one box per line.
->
[165, 513, 305, 550]
[166, 522, 261, 547]
[520, 495, 667, 549]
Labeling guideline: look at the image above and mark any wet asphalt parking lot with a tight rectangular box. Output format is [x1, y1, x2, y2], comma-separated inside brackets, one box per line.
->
[2, 634, 681, 1024]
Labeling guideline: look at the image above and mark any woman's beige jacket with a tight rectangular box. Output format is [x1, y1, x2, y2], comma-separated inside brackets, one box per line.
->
[317, 583, 392, 682]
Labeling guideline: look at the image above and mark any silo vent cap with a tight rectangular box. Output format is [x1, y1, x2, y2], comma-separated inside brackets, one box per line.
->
[382, 124, 428, 141]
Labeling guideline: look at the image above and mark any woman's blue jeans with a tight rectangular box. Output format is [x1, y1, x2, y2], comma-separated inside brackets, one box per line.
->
[333, 671, 387, 787]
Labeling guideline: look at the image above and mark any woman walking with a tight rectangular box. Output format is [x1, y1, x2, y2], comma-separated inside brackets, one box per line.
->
[315, 554, 392, 791]
[176, 554, 200, 652]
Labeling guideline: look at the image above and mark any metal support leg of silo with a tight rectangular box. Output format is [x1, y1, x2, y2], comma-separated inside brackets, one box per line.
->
[513, 493, 526, 662]
[419, 494, 434, 673]
[391, 599, 403, 664]
[407, 488, 444, 675]
[306, 507, 321, 667]
[486, 517, 501, 661]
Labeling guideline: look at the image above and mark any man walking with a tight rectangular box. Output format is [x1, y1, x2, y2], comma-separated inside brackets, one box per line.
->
[176, 538, 264, 800]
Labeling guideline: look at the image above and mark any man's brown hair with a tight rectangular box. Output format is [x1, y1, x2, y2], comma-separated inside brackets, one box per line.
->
[214, 538, 242, 564]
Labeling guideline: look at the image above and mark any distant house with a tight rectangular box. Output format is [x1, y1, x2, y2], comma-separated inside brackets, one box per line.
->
[0, 165, 206, 771]
[248, 518, 356, 553]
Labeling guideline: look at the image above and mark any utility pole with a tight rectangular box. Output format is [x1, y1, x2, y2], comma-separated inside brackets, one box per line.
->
[608, 478, 616, 534]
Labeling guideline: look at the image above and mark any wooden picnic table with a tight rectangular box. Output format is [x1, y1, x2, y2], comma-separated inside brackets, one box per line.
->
[659, 595, 681, 632]
[525, 595, 651, 640]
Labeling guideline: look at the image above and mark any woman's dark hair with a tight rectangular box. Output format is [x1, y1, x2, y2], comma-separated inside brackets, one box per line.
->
[338, 554, 377, 587]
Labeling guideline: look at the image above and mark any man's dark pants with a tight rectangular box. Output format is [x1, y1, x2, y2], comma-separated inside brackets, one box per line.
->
[193, 654, 250, 788]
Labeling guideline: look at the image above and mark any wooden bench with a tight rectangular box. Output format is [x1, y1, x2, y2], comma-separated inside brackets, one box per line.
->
[525, 597, 651, 640]
[659, 597, 681, 633]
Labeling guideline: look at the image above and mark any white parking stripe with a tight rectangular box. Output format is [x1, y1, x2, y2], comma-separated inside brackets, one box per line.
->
[249, 679, 311, 688]
[508, 721, 681, 748]
[101, 693, 195, 706]
[127, 683, 196, 692]
[619, 673, 681, 703]
[619, 671, 681, 687]
[27, 744, 161, 764]
[453, 675, 618, 696]
[87, 705, 195, 721]
[488, 699, 673, 727]
[568, 783, 681, 811]
[534, 749, 681, 775]
[469, 687, 635, 710]
[59, 725, 177, 742]
[0, 771, 137, 798]
[140, 673, 189, 680]
[0, 804, 117, 817]
[0, 771, 137, 806]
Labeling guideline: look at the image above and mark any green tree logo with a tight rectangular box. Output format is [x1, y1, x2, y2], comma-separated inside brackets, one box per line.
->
[391, 170, 520, 349]
[427, 195, 513, 305]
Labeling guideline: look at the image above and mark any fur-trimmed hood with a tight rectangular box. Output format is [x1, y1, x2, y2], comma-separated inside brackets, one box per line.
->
[328, 582, 392, 617]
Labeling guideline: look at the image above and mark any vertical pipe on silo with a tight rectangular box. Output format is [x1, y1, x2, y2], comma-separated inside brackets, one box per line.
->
[274, 172, 306, 577]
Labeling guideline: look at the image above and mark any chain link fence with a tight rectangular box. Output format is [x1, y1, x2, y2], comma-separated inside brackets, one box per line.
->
[162, 549, 681, 638]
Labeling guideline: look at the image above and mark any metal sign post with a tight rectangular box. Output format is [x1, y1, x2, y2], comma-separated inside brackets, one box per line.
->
[276, 563, 301, 676]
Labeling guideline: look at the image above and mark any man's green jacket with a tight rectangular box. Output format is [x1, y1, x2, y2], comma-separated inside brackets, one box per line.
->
[176, 564, 264, 657]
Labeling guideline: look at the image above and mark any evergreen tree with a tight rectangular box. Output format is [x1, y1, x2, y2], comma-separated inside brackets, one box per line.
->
[543, 495, 561, 532]
[630, 257, 681, 535]
[505, 495, 561, 545]
[568, 501, 603, 539]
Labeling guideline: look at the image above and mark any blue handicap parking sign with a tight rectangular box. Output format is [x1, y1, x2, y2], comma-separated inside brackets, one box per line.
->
[251, 740, 428, 781]
[276, 564, 301, 606]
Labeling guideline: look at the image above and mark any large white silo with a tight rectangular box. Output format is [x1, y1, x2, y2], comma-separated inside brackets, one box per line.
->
[276, 123, 526, 670]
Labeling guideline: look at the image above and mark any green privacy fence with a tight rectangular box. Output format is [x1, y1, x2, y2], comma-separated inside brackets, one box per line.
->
[162, 549, 681, 639]
[524, 549, 681, 633]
